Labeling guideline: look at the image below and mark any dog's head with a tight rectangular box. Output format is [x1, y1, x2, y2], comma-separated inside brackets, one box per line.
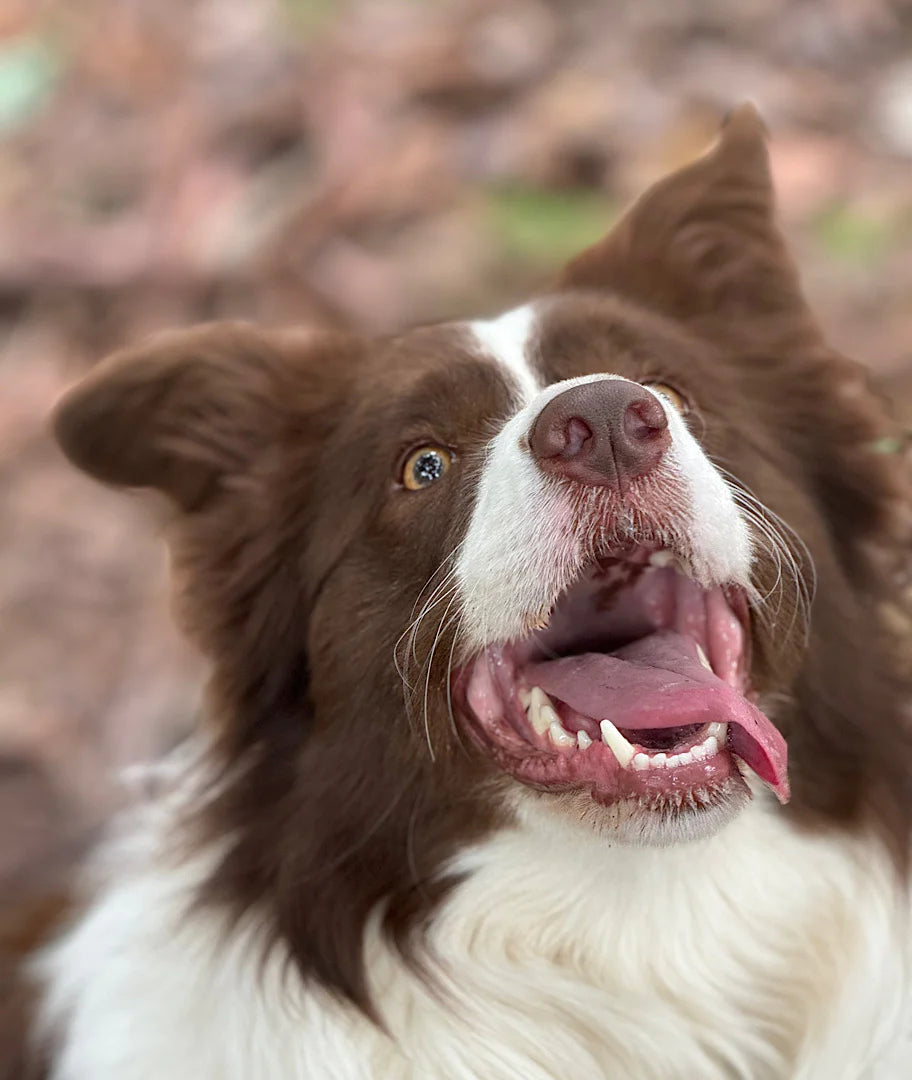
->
[52, 106, 911, 1007]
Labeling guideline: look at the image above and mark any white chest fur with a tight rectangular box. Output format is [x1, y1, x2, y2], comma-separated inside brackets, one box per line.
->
[35, 778, 910, 1080]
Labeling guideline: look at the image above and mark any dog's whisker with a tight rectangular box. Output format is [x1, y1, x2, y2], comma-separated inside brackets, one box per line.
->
[445, 610, 469, 753]
[418, 594, 461, 762]
[394, 552, 462, 693]
[396, 561, 459, 657]
[715, 462, 815, 646]
[398, 582, 459, 706]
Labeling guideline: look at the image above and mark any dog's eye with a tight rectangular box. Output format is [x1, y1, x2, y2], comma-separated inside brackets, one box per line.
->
[401, 446, 453, 490]
[644, 381, 688, 414]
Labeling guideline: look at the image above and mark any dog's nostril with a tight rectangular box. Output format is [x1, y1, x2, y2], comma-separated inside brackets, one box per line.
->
[624, 398, 668, 443]
[563, 417, 592, 457]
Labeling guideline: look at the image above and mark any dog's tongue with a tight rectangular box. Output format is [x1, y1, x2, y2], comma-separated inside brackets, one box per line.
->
[527, 630, 789, 802]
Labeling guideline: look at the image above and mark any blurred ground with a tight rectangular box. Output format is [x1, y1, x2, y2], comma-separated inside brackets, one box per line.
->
[2, 0, 912, 892]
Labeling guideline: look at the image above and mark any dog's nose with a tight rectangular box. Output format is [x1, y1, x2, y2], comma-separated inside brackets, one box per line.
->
[529, 380, 670, 490]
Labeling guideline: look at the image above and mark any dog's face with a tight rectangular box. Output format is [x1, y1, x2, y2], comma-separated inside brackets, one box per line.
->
[52, 107, 909, 1002]
[450, 296, 782, 843]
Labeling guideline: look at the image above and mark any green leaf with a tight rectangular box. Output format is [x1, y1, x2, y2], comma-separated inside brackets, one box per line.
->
[811, 203, 894, 267]
[485, 185, 617, 265]
[279, 0, 339, 36]
[0, 36, 59, 132]
[870, 435, 907, 455]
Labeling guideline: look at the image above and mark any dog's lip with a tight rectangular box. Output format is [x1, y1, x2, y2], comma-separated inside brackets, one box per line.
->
[454, 645, 742, 805]
[453, 553, 789, 806]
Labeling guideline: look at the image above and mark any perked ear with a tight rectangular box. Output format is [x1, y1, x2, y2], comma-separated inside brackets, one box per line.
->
[53, 323, 313, 512]
[560, 104, 817, 345]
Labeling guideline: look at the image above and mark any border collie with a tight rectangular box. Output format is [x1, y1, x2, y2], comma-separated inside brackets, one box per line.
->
[14, 105, 912, 1078]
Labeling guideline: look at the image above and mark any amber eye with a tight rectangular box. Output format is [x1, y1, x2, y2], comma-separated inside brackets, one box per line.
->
[644, 381, 688, 414]
[401, 446, 453, 490]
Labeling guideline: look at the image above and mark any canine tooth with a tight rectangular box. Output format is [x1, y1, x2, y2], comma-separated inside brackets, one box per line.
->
[549, 721, 575, 748]
[528, 709, 550, 736]
[651, 753, 667, 768]
[703, 736, 719, 757]
[599, 718, 635, 767]
[518, 688, 532, 709]
[528, 686, 553, 735]
[707, 722, 727, 742]
[695, 645, 712, 671]
[577, 730, 592, 750]
[632, 753, 650, 771]
[540, 703, 561, 728]
[530, 686, 549, 710]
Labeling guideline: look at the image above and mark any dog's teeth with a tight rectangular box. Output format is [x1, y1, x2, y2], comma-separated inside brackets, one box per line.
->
[527, 686, 554, 735]
[649, 549, 675, 568]
[577, 730, 592, 750]
[518, 688, 532, 709]
[528, 709, 550, 736]
[530, 686, 549, 710]
[549, 721, 575, 748]
[707, 721, 727, 742]
[695, 644, 712, 672]
[666, 754, 681, 767]
[703, 736, 719, 757]
[600, 719, 635, 767]
[632, 753, 650, 771]
[650, 753, 667, 769]
[540, 702, 561, 729]
[691, 742, 709, 761]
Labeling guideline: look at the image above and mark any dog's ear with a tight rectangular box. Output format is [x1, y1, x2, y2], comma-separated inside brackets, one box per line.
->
[53, 322, 349, 512]
[560, 104, 817, 348]
[53, 321, 363, 739]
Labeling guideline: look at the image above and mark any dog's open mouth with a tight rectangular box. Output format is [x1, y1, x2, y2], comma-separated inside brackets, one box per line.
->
[455, 547, 789, 808]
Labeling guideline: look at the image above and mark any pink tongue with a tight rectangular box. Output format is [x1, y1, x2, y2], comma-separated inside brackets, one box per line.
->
[527, 630, 789, 802]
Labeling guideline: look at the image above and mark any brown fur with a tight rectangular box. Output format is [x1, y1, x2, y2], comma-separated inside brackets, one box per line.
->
[17, 106, 911, 1063]
[0, 886, 72, 1080]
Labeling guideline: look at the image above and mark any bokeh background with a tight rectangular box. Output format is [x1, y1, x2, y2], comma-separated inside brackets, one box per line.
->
[2, 0, 912, 894]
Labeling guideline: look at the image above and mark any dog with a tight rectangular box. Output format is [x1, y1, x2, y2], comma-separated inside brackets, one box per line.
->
[10, 105, 912, 1079]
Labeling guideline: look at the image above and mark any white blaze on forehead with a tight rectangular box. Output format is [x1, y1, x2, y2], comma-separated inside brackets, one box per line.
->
[469, 304, 542, 403]
[456, 363, 754, 649]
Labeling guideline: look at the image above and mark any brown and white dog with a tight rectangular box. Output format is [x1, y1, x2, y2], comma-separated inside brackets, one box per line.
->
[15, 106, 912, 1078]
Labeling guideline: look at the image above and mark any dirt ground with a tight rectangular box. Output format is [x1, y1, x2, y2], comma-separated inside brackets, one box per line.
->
[2, 0, 912, 893]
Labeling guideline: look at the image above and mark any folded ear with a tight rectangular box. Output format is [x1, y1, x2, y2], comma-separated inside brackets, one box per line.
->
[53, 323, 339, 512]
[53, 321, 364, 743]
[560, 104, 817, 347]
